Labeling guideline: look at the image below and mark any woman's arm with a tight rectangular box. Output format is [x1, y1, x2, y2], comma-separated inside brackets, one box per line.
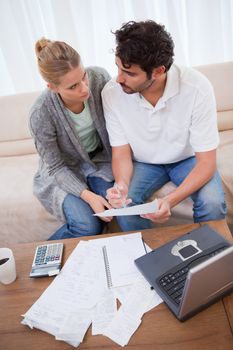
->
[29, 101, 88, 197]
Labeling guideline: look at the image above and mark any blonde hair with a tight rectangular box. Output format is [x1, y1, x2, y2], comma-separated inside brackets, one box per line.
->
[35, 38, 81, 85]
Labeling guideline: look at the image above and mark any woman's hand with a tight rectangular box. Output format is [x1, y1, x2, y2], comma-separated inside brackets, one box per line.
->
[81, 189, 113, 222]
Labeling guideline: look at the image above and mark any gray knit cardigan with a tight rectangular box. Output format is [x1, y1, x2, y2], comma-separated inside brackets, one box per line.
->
[29, 66, 113, 221]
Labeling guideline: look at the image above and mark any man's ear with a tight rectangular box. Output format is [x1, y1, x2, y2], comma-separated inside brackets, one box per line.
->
[151, 65, 166, 79]
[47, 82, 58, 92]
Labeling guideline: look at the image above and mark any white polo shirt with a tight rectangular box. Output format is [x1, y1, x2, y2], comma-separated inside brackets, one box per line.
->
[102, 64, 219, 164]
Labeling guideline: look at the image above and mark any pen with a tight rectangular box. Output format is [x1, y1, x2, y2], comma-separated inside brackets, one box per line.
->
[114, 183, 127, 208]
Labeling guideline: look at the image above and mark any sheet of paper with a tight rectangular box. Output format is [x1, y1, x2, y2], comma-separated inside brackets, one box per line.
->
[113, 279, 162, 311]
[88, 231, 142, 248]
[94, 199, 158, 217]
[92, 289, 117, 335]
[102, 278, 162, 347]
[113, 285, 133, 304]
[145, 291, 163, 313]
[22, 240, 107, 346]
[21, 232, 160, 347]
[56, 309, 92, 343]
[120, 279, 162, 318]
[102, 309, 141, 347]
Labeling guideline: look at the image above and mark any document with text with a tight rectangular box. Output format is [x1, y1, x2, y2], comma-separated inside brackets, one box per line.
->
[94, 199, 158, 217]
[21, 232, 162, 347]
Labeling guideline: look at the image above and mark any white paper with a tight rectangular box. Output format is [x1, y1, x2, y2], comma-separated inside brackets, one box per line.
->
[102, 309, 141, 347]
[92, 290, 117, 335]
[56, 309, 92, 343]
[22, 241, 107, 346]
[21, 232, 160, 348]
[103, 233, 146, 287]
[145, 291, 163, 312]
[94, 199, 158, 217]
[102, 278, 162, 347]
[113, 285, 133, 304]
[120, 280, 156, 318]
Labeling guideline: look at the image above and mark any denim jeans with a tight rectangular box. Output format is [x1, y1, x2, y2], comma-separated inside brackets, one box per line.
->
[48, 176, 114, 240]
[117, 156, 227, 232]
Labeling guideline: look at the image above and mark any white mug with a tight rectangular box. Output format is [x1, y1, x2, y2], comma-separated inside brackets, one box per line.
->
[0, 248, 17, 284]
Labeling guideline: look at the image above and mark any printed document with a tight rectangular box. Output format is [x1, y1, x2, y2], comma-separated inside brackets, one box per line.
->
[22, 232, 162, 347]
[94, 199, 158, 217]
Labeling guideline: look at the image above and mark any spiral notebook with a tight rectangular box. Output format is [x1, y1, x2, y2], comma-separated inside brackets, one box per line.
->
[102, 232, 146, 288]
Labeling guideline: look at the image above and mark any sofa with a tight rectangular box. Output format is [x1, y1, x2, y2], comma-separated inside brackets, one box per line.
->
[0, 61, 233, 245]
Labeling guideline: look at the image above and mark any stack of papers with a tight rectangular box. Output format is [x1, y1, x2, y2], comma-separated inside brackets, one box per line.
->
[22, 233, 162, 347]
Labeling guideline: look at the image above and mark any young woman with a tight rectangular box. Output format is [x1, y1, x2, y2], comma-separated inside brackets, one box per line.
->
[30, 38, 114, 240]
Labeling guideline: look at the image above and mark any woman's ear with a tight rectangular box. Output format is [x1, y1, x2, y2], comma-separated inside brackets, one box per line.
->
[47, 82, 58, 92]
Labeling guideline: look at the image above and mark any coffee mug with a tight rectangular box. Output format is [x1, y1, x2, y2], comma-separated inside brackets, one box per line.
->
[0, 248, 17, 284]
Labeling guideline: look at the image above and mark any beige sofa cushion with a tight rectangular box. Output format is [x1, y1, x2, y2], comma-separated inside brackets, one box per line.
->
[217, 110, 233, 132]
[196, 61, 233, 132]
[0, 139, 36, 157]
[0, 91, 40, 156]
[0, 154, 61, 244]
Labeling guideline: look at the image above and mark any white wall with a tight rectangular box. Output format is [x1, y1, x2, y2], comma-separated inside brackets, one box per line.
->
[0, 0, 232, 96]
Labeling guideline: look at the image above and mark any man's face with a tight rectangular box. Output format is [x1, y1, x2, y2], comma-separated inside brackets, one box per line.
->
[115, 56, 154, 94]
[48, 63, 90, 105]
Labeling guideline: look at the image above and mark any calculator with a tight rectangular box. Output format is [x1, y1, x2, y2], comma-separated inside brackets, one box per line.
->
[29, 243, 64, 278]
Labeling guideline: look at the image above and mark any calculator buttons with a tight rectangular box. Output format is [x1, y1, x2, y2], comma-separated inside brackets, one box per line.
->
[32, 243, 63, 266]
[30, 243, 64, 278]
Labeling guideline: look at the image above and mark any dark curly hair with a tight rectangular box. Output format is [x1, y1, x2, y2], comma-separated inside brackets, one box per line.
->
[114, 20, 174, 77]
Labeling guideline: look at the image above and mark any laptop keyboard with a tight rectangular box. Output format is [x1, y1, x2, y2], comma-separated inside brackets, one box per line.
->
[158, 246, 227, 306]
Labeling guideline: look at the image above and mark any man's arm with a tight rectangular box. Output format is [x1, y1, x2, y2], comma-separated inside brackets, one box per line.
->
[112, 145, 133, 185]
[106, 144, 133, 208]
[142, 149, 217, 223]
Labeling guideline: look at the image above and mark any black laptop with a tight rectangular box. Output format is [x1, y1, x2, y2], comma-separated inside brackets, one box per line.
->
[135, 225, 233, 321]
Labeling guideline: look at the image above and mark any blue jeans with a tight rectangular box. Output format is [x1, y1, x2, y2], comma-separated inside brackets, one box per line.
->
[117, 157, 227, 231]
[48, 176, 114, 240]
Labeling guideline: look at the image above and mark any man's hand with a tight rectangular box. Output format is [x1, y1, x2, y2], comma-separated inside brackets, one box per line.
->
[106, 182, 132, 208]
[81, 190, 113, 222]
[141, 198, 171, 223]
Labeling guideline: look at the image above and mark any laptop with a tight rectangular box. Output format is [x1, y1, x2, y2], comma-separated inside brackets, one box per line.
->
[135, 225, 233, 321]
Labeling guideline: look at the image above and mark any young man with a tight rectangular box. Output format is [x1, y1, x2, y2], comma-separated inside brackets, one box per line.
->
[102, 20, 226, 232]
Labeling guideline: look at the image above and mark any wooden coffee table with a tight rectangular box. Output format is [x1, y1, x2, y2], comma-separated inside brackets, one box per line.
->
[0, 220, 233, 350]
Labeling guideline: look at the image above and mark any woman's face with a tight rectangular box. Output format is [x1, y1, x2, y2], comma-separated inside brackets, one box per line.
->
[49, 64, 90, 105]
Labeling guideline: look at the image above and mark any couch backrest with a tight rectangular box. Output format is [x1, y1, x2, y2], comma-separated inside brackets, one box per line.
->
[0, 91, 41, 156]
[195, 61, 233, 132]
[0, 62, 232, 156]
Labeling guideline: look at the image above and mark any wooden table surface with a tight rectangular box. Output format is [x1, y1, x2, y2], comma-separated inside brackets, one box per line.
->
[0, 220, 233, 350]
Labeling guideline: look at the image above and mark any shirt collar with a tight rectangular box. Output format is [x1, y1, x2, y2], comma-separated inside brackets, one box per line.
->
[114, 64, 180, 109]
[135, 64, 180, 108]
[162, 64, 180, 102]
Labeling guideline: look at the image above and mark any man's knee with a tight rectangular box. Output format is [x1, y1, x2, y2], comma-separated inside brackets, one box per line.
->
[193, 192, 227, 222]
[192, 172, 227, 222]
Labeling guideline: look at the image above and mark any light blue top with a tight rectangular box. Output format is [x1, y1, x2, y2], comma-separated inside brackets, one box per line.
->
[67, 102, 101, 153]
